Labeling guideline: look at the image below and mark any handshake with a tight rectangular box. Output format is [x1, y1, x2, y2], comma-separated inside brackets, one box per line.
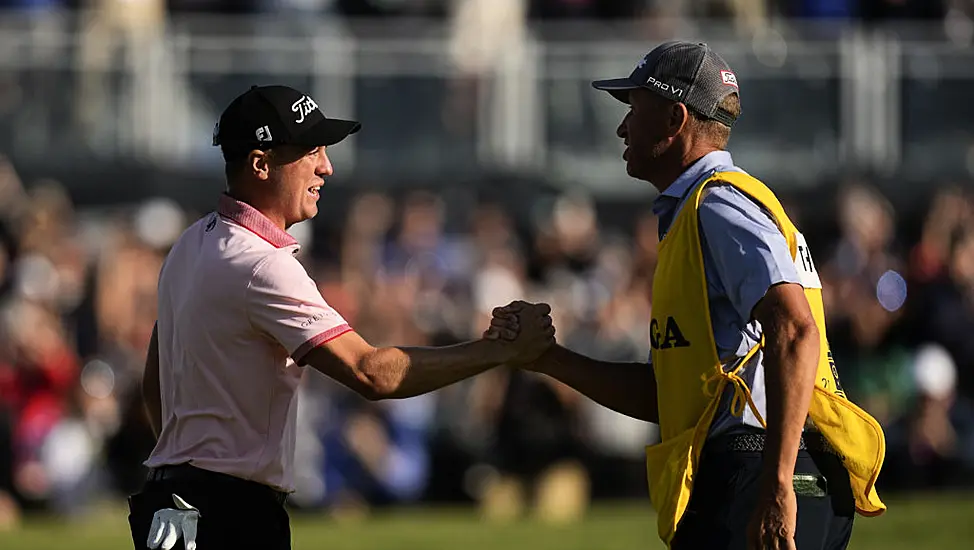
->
[482, 300, 557, 367]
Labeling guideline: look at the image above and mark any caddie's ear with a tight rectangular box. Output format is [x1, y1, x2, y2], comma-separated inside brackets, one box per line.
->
[667, 101, 690, 138]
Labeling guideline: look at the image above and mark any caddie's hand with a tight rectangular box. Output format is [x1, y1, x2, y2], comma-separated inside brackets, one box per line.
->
[746, 480, 797, 550]
[482, 300, 529, 341]
[147, 493, 201, 550]
[490, 301, 555, 366]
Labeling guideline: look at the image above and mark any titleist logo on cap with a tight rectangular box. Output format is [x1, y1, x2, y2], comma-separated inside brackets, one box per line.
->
[721, 70, 739, 88]
[291, 95, 319, 124]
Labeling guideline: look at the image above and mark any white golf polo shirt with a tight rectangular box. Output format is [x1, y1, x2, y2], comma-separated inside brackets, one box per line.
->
[145, 194, 351, 493]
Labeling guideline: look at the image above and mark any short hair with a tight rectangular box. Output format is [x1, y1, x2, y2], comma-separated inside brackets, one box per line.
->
[689, 93, 740, 150]
[224, 156, 248, 185]
[223, 146, 269, 186]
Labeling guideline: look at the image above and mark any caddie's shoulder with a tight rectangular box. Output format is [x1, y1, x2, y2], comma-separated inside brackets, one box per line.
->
[698, 182, 777, 230]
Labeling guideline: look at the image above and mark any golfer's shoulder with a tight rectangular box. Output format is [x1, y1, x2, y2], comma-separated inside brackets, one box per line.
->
[249, 248, 314, 292]
[200, 215, 303, 280]
[178, 221, 307, 298]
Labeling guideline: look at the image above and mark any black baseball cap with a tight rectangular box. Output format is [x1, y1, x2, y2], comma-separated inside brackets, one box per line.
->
[212, 85, 361, 159]
[592, 41, 740, 127]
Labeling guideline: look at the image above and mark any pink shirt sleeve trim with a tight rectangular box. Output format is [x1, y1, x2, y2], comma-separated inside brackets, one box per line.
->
[292, 324, 353, 363]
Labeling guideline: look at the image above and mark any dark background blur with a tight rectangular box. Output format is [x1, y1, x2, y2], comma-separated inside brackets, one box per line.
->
[0, 0, 973, 531]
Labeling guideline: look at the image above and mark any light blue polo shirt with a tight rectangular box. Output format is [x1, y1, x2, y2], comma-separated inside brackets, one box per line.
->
[651, 151, 802, 437]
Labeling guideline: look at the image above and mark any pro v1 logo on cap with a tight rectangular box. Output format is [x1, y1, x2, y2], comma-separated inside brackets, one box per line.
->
[592, 41, 742, 127]
[646, 76, 684, 98]
[291, 95, 319, 124]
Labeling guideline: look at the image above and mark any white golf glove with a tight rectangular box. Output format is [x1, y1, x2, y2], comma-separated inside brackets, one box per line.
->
[147, 493, 201, 550]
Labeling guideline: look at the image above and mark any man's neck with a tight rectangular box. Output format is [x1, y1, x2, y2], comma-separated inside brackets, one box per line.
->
[225, 189, 287, 231]
[649, 147, 719, 194]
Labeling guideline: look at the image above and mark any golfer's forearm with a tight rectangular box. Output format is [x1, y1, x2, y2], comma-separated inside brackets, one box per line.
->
[361, 340, 504, 400]
[528, 345, 658, 423]
[761, 320, 820, 484]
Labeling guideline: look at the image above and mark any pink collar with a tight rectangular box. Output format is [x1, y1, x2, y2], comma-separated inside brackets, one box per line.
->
[217, 194, 297, 249]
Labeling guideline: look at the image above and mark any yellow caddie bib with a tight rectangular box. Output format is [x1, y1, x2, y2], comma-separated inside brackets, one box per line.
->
[646, 170, 887, 547]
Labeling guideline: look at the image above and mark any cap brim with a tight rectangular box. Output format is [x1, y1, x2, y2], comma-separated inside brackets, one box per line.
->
[297, 117, 361, 147]
[592, 78, 640, 104]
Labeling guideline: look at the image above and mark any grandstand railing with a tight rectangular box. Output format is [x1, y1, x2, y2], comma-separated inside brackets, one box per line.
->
[0, 11, 972, 197]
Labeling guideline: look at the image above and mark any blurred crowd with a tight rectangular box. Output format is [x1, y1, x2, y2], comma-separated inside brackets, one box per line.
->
[0, 0, 971, 21]
[0, 148, 974, 531]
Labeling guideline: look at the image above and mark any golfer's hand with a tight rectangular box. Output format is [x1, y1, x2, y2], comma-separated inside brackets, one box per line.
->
[483, 300, 555, 365]
[484, 300, 537, 341]
[746, 480, 797, 550]
[147, 494, 201, 550]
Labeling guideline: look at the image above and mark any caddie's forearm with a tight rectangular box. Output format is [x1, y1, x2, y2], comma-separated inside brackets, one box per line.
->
[361, 339, 504, 400]
[529, 345, 659, 423]
[761, 321, 820, 485]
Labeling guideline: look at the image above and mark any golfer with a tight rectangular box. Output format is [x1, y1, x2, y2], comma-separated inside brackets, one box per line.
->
[128, 85, 555, 550]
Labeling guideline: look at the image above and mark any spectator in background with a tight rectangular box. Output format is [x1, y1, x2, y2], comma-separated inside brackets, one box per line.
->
[339, 192, 395, 292]
[641, 0, 767, 32]
[317, 391, 437, 515]
[567, 233, 656, 500]
[94, 201, 177, 498]
[530, 192, 602, 315]
[445, 0, 527, 137]
[468, 225, 592, 524]
[0, 158, 24, 301]
[380, 190, 474, 342]
[631, 211, 659, 291]
[0, 298, 81, 510]
[75, 0, 167, 154]
[884, 344, 974, 491]
[901, 189, 974, 400]
[905, 225, 974, 400]
[821, 183, 912, 425]
[476, 367, 590, 524]
[0, 177, 102, 516]
[288, 368, 439, 519]
[907, 187, 972, 285]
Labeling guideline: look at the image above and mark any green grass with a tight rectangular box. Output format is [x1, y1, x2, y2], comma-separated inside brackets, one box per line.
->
[1, 494, 972, 549]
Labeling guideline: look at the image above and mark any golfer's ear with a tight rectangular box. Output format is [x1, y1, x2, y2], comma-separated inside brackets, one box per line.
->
[249, 150, 270, 180]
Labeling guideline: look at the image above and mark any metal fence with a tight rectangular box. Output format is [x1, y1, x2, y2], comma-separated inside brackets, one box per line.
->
[0, 11, 972, 199]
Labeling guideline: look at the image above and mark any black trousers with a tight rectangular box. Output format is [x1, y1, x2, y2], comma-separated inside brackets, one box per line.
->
[128, 466, 292, 550]
[671, 433, 856, 550]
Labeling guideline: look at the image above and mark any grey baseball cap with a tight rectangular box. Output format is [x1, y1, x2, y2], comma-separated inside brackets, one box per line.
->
[592, 41, 740, 127]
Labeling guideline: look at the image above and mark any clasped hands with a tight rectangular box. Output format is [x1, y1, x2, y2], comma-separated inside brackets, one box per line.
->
[482, 300, 556, 367]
